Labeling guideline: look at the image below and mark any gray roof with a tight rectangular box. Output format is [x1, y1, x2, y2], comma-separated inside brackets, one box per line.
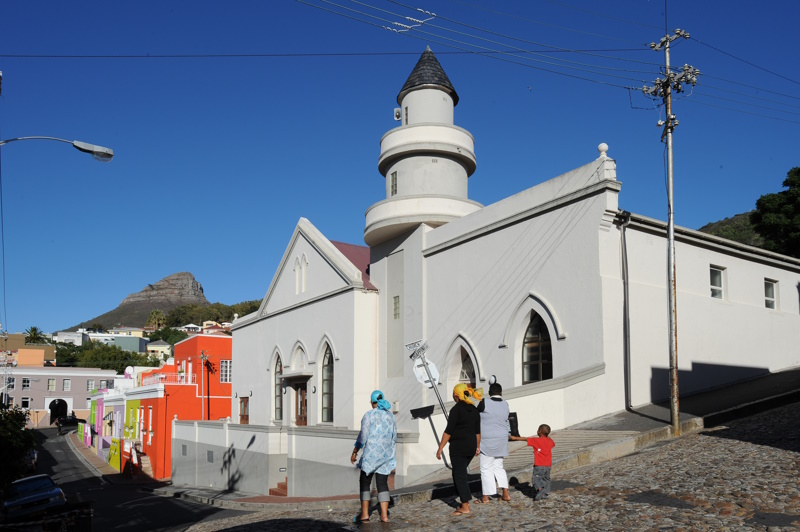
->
[397, 46, 459, 106]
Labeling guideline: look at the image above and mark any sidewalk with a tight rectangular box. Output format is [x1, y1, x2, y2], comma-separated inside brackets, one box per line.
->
[69, 366, 800, 511]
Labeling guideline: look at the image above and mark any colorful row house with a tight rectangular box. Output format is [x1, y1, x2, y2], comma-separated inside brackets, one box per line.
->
[83, 334, 233, 480]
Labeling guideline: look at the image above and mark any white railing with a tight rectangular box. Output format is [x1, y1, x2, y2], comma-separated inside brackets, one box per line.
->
[142, 373, 196, 386]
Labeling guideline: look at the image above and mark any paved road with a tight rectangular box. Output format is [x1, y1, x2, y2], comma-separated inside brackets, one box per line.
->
[184, 401, 800, 531]
[34, 428, 251, 531]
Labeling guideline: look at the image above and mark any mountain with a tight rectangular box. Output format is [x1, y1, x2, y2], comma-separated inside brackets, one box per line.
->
[70, 272, 209, 331]
[697, 211, 764, 248]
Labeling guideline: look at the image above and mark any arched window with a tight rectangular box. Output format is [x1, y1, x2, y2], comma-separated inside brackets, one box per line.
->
[458, 347, 476, 387]
[522, 313, 553, 384]
[321, 346, 334, 423]
[274, 357, 283, 420]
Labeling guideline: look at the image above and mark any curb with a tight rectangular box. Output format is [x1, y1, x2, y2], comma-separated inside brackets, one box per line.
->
[151, 488, 359, 512]
[153, 391, 800, 510]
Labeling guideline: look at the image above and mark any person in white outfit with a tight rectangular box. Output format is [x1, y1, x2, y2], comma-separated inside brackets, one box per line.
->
[477, 382, 511, 503]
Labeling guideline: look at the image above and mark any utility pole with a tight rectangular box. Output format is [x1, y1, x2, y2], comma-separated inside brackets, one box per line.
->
[641, 29, 700, 438]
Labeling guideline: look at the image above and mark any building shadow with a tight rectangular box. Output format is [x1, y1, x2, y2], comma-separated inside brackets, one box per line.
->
[700, 401, 800, 454]
[650, 362, 769, 414]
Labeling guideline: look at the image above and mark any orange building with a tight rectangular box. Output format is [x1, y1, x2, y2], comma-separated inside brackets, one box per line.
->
[118, 334, 233, 479]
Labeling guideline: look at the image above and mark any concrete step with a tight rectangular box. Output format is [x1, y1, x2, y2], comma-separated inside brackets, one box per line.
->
[140, 454, 154, 477]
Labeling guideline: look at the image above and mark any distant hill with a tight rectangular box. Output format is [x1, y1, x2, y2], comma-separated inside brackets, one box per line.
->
[697, 211, 764, 248]
[69, 272, 209, 331]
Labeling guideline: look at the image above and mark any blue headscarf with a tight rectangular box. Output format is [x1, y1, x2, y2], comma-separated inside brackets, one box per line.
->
[371, 390, 392, 411]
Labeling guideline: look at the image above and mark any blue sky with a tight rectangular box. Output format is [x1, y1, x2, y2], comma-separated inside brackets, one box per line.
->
[0, 1, 797, 333]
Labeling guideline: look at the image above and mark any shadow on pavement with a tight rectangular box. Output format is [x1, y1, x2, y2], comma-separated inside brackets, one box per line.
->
[700, 401, 800, 453]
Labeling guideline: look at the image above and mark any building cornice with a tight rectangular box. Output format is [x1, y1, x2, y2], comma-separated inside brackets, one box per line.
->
[623, 212, 800, 273]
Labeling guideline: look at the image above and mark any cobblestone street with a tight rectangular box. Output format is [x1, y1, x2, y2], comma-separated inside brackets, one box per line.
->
[187, 402, 800, 531]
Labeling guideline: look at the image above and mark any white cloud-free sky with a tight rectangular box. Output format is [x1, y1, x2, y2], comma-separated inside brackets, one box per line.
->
[0, 0, 797, 332]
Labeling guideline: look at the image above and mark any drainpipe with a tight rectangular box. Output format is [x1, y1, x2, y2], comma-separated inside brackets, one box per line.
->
[617, 210, 633, 410]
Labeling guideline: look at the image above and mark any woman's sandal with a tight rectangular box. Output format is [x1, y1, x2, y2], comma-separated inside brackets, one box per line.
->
[353, 515, 370, 523]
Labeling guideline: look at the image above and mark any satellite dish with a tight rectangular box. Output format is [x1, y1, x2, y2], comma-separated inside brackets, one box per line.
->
[124, 366, 134, 378]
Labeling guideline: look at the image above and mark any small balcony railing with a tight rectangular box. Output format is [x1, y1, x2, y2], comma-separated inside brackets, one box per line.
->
[141, 373, 196, 386]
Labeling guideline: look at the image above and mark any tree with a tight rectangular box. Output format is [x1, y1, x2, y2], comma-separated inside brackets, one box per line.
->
[90, 323, 106, 333]
[146, 309, 166, 330]
[24, 326, 48, 344]
[148, 327, 188, 346]
[78, 343, 158, 374]
[55, 342, 81, 366]
[751, 167, 800, 258]
[0, 405, 35, 494]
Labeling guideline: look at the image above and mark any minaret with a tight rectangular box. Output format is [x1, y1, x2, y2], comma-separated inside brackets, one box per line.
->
[364, 47, 481, 247]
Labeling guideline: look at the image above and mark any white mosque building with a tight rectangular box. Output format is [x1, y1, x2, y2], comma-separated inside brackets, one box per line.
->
[171, 48, 800, 497]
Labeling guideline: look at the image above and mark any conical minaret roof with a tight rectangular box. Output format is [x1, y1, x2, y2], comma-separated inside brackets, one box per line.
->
[396, 46, 459, 106]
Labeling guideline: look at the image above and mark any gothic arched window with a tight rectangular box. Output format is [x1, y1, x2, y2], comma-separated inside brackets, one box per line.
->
[321, 346, 334, 423]
[274, 357, 283, 420]
[522, 313, 553, 384]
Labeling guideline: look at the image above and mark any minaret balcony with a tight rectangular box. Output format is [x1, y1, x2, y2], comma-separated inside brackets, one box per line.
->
[379, 124, 476, 176]
[364, 195, 482, 247]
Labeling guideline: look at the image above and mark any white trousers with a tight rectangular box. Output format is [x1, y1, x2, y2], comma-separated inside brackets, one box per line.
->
[479, 453, 509, 496]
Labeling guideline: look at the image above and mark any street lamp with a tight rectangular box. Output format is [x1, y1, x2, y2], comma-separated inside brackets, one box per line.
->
[0, 136, 114, 162]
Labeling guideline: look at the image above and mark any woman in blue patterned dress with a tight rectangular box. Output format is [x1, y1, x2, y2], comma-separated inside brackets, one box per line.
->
[351, 390, 397, 523]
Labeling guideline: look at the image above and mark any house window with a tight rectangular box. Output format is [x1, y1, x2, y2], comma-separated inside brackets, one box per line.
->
[48, 379, 56, 391]
[5, 396, 12, 406]
[522, 313, 553, 384]
[22, 378, 30, 390]
[6, 377, 14, 390]
[87, 379, 95, 391]
[63, 379, 71, 392]
[710, 266, 725, 299]
[220, 360, 232, 383]
[404, 106, 408, 125]
[21, 397, 31, 409]
[390, 171, 397, 196]
[321, 346, 334, 423]
[100, 380, 107, 389]
[274, 358, 283, 421]
[764, 279, 777, 309]
[393, 296, 400, 319]
[459, 348, 476, 387]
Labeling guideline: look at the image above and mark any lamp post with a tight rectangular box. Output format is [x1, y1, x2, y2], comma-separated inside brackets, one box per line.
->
[0, 133, 114, 334]
[0, 136, 114, 162]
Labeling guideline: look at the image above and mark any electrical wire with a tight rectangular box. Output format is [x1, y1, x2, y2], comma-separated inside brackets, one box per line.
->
[444, 0, 633, 43]
[307, 0, 646, 86]
[692, 37, 800, 87]
[683, 98, 800, 125]
[385, 0, 662, 68]
[540, 0, 663, 30]
[0, 115, 7, 334]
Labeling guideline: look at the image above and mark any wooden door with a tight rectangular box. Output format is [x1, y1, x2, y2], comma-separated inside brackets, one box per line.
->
[239, 397, 249, 425]
[295, 384, 307, 426]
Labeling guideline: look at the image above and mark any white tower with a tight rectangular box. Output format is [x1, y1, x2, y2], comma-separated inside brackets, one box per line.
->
[364, 47, 482, 247]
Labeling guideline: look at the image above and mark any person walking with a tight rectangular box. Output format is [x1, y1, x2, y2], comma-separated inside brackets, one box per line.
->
[436, 383, 482, 516]
[476, 382, 512, 503]
[351, 390, 397, 523]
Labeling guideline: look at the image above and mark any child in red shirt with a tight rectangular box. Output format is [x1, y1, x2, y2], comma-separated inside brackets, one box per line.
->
[511, 424, 555, 500]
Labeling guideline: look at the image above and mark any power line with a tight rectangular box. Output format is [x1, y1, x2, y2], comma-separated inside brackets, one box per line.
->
[444, 0, 634, 43]
[540, 0, 663, 30]
[684, 98, 800, 125]
[306, 0, 646, 86]
[692, 37, 800, 87]
[385, 0, 662, 68]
